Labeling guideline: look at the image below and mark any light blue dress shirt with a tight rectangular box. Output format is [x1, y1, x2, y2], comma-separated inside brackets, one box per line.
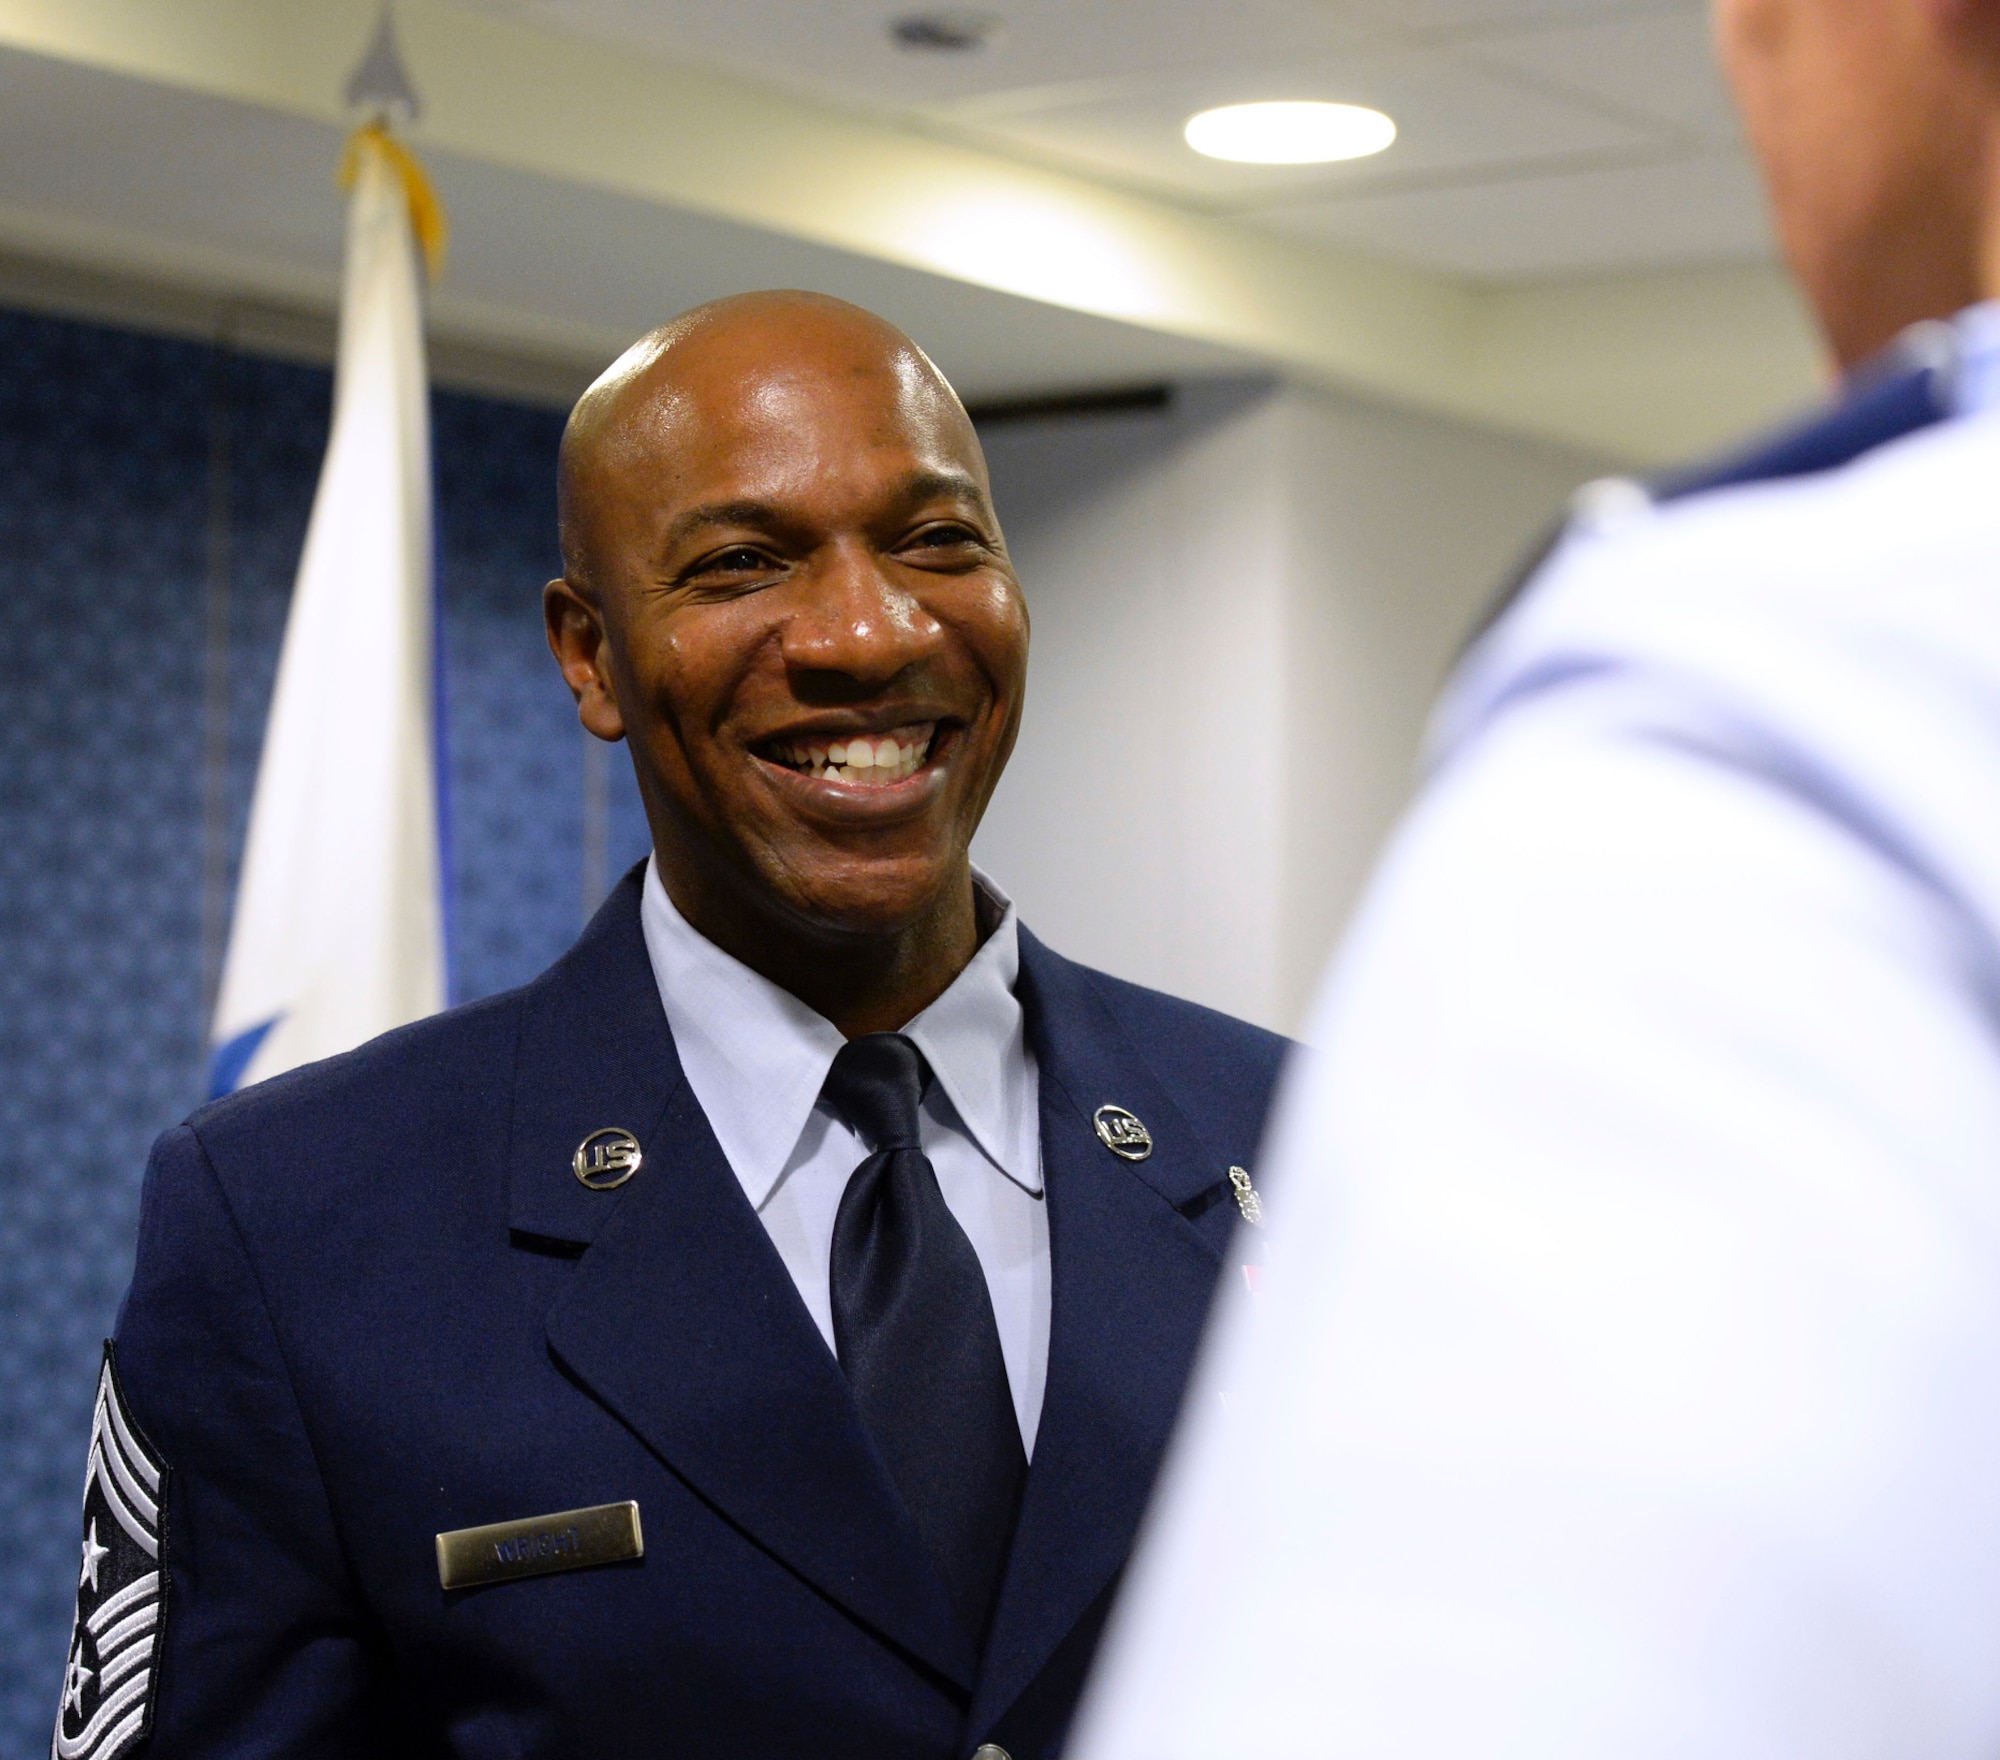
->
[1952, 298, 2000, 415]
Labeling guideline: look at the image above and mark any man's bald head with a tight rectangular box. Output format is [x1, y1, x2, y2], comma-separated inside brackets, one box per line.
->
[557, 291, 984, 595]
[539, 288, 1028, 1031]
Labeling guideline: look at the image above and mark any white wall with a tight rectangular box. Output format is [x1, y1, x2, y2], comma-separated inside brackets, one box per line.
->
[972, 378, 1609, 1035]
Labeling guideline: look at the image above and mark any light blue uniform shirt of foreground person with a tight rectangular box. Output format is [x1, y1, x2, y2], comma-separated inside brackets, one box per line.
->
[1070, 303, 2000, 1760]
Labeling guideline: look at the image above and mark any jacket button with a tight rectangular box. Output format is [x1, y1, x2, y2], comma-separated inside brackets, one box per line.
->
[972, 1748, 1011, 1760]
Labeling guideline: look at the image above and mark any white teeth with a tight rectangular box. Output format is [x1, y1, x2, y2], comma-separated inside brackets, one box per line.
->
[773, 723, 936, 784]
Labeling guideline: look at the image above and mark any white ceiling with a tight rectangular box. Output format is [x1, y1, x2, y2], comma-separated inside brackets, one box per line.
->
[0, 0, 1821, 460]
[0, 42, 1248, 404]
[472, 0, 1773, 280]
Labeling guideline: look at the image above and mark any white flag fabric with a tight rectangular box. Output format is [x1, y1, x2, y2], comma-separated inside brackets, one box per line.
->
[209, 128, 445, 1094]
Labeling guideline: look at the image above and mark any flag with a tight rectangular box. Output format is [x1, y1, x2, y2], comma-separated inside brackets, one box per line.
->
[208, 125, 449, 1095]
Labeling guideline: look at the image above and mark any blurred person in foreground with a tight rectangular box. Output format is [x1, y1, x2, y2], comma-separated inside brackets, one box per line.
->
[53, 293, 1284, 1760]
[1069, 2, 2000, 1756]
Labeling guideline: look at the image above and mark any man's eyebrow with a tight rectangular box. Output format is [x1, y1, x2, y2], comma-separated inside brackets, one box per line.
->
[896, 468, 992, 513]
[660, 499, 790, 550]
[660, 472, 994, 552]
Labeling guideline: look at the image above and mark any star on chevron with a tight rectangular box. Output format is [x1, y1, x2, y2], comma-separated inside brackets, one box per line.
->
[79, 1518, 108, 1593]
[62, 1641, 93, 1717]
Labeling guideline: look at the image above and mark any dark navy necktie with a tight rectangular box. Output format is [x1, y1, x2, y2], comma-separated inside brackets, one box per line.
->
[824, 1032, 1026, 1645]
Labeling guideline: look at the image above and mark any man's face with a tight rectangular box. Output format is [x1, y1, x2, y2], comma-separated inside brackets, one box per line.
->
[556, 315, 1028, 947]
[1715, 0, 1991, 367]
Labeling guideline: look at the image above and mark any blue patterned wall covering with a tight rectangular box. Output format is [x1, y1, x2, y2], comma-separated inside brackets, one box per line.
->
[0, 306, 649, 1751]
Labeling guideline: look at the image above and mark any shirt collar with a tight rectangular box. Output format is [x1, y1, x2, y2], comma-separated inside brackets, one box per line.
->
[639, 857, 1038, 1210]
[902, 878, 1040, 1199]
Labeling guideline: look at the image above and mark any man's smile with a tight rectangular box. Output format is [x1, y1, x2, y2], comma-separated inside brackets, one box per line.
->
[755, 719, 949, 788]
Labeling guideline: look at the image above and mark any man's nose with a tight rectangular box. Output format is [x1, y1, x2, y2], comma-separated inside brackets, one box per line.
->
[781, 542, 943, 687]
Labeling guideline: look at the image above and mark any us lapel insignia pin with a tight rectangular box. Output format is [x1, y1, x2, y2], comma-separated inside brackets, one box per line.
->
[572, 1127, 641, 1190]
[1093, 1104, 1153, 1161]
[1228, 1165, 1265, 1227]
[437, 1500, 644, 1590]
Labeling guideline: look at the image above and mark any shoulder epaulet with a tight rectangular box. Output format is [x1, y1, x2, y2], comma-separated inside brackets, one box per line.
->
[1465, 321, 1960, 648]
[1647, 323, 1956, 503]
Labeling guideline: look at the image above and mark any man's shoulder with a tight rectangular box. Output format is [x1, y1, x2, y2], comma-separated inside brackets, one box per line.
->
[187, 875, 655, 1181]
[1465, 341, 1965, 652]
[1442, 401, 2000, 765]
[1581, 403, 1992, 636]
[1636, 391, 1993, 574]
[1019, 932, 1291, 1141]
[184, 983, 527, 1188]
[1486, 325, 1991, 642]
[1412, 398, 2000, 956]
[123, 983, 545, 1327]
[1072, 960, 1290, 1067]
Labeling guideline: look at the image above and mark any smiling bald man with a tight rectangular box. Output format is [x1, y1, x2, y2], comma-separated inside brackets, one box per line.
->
[72, 293, 1285, 1760]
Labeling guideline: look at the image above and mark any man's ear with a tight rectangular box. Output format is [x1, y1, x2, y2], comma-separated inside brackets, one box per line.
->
[543, 577, 626, 743]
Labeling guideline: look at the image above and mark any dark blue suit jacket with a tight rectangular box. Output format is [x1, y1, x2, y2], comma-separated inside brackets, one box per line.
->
[109, 869, 1288, 1758]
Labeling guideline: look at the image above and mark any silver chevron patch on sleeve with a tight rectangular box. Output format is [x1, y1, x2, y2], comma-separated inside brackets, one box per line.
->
[53, 1342, 169, 1760]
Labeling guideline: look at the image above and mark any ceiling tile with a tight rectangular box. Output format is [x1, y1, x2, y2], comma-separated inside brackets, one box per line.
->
[470, 0, 1387, 108]
[1459, 7, 1740, 141]
[1326, 0, 1702, 33]
[1257, 148, 1774, 277]
[464, 0, 1765, 282]
[926, 48, 1666, 203]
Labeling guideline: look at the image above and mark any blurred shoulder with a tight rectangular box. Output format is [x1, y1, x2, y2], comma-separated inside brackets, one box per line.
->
[1609, 392, 1994, 593]
[1443, 400, 2000, 765]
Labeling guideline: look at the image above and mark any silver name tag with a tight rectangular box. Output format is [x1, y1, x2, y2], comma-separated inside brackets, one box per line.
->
[435, 1500, 643, 1590]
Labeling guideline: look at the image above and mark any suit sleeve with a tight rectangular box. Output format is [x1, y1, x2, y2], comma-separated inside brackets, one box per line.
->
[110, 1123, 385, 1754]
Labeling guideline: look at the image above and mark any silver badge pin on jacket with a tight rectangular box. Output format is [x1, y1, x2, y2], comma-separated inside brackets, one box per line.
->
[1093, 1105, 1153, 1161]
[1228, 1165, 1264, 1227]
[572, 1128, 641, 1190]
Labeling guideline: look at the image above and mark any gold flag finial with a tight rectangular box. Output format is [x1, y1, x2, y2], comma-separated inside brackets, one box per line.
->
[339, 123, 449, 283]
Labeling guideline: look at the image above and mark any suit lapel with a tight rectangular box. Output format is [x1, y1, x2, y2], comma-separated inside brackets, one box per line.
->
[969, 932, 1231, 1731]
[504, 868, 682, 1250]
[511, 869, 977, 1690]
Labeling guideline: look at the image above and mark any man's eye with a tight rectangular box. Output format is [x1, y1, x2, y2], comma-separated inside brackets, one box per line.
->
[706, 546, 768, 572]
[906, 525, 980, 553]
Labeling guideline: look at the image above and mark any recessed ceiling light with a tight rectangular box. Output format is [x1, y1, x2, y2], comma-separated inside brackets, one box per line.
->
[889, 11, 1004, 52]
[1183, 100, 1396, 165]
